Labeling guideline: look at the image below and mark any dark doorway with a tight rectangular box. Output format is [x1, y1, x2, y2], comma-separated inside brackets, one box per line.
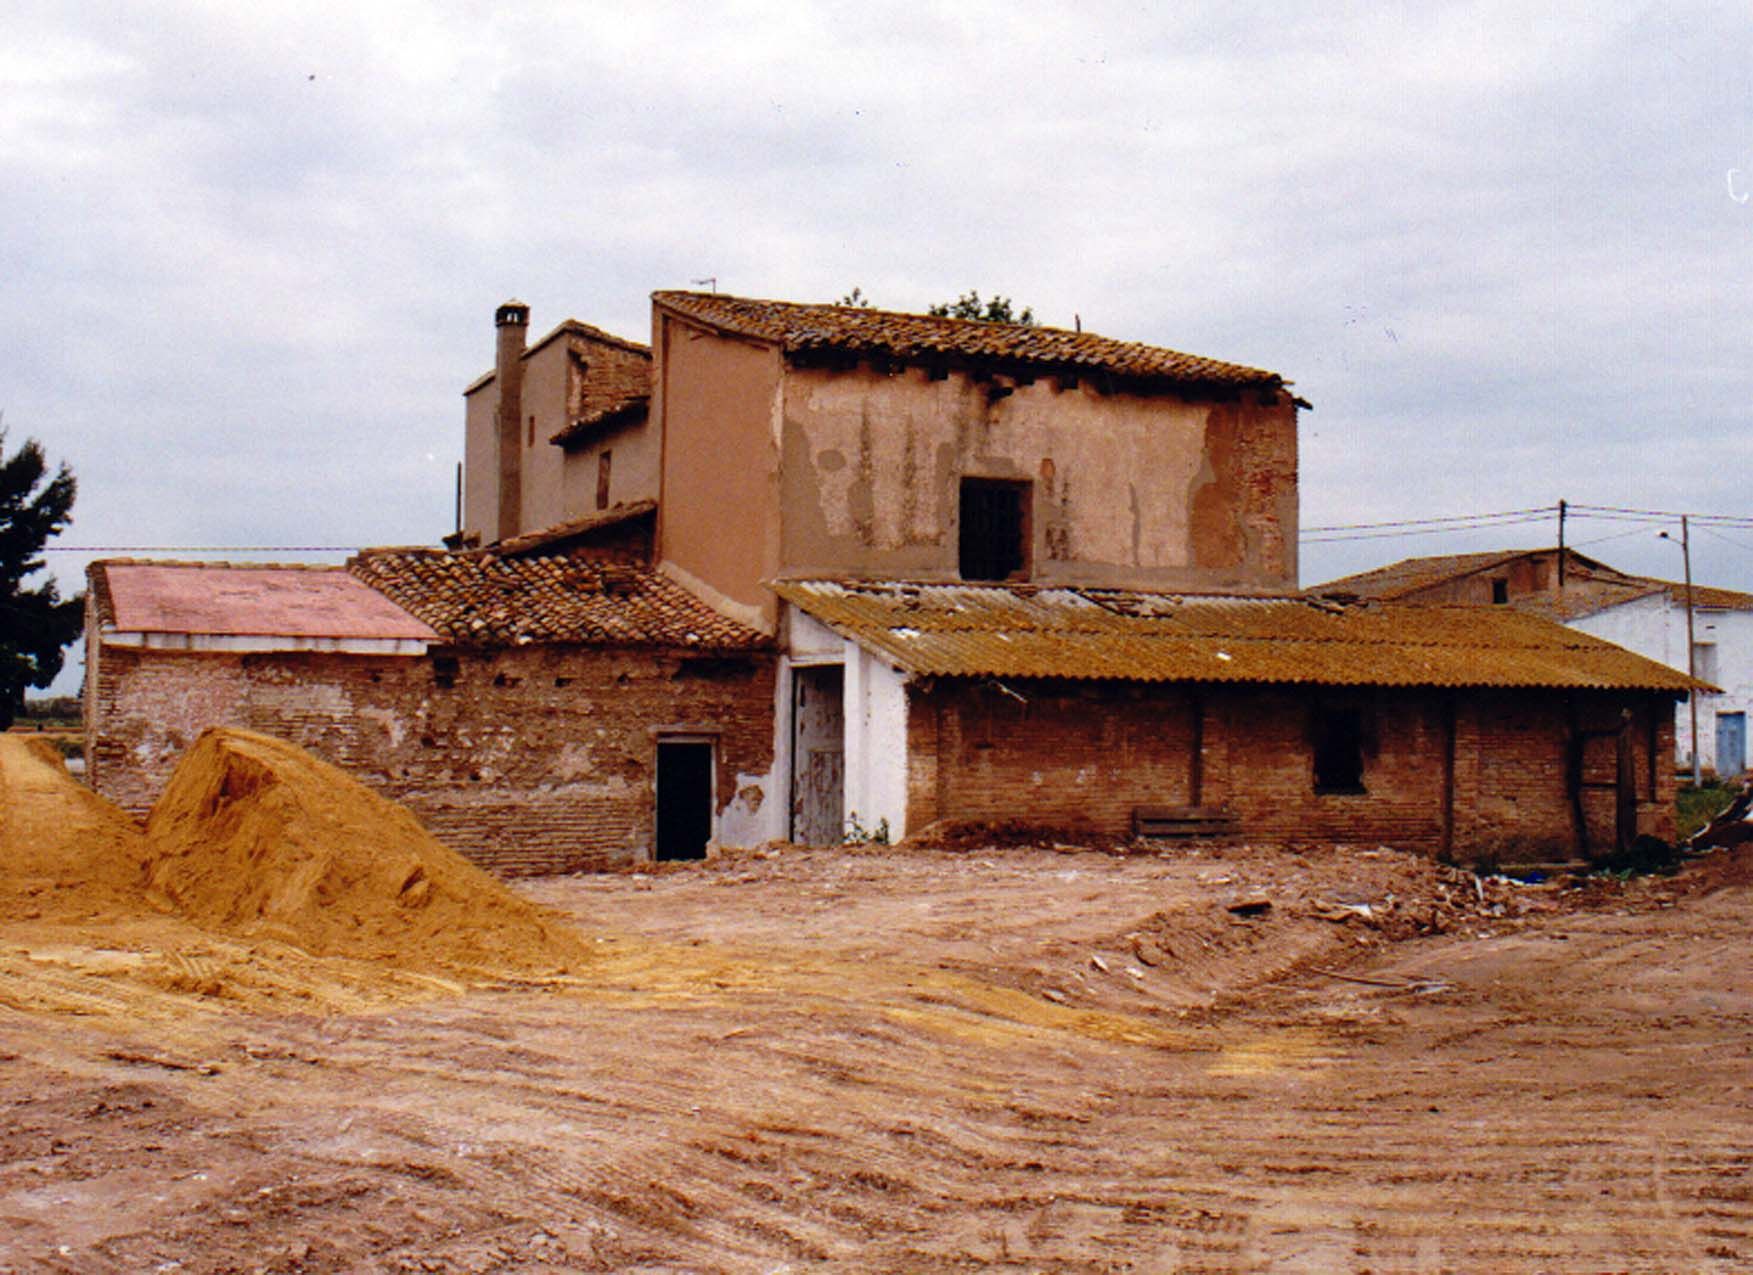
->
[959, 478, 1031, 581]
[656, 740, 713, 861]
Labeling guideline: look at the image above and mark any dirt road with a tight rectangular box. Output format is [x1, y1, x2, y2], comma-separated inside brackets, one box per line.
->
[2, 830, 1749, 1272]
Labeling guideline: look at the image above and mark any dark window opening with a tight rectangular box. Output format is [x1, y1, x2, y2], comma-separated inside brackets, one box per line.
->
[596, 449, 612, 510]
[431, 655, 459, 689]
[1491, 578, 1509, 604]
[527, 414, 535, 447]
[927, 364, 950, 382]
[959, 479, 1031, 582]
[1313, 705, 1366, 794]
[656, 740, 713, 861]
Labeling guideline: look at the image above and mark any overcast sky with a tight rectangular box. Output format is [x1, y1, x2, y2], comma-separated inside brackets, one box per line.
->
[6, 3, 1752, 693]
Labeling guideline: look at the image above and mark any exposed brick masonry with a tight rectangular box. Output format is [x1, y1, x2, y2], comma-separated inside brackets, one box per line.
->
[89, 643, 775, 876]
[905, 680, 1675, 865]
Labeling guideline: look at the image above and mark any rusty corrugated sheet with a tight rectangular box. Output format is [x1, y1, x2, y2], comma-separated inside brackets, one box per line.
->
[774, 580, 1702, 692]
[653, 291, 1283, 388]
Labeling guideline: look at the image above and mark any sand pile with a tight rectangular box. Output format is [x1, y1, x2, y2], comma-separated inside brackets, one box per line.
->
[0, 734, 151, 920]
[142, 728, 586, 978]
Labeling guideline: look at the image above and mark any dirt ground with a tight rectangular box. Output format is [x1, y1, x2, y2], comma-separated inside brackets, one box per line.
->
[3, 747, 1752, 1271]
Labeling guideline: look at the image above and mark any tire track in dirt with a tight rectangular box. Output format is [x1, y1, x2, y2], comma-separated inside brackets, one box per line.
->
[4, 841, 1753, 1270]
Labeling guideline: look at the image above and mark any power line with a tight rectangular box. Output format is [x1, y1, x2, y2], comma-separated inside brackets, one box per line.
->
[1303, 501, 1753, 542]
[43, 545, 366, 553]
[1568, 524, 1659, 550]
[1567, 502, 1753, 527]
[1302, 513, 1553, 545]
[1696, 524, 1753, 557]
[1302, 505, 1552, 534]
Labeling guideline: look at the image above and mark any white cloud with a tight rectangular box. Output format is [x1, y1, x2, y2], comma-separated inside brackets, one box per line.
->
[5, 1, 1753, 691]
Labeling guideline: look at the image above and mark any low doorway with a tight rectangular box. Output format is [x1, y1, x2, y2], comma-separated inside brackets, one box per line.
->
[655, 739, 714, 861]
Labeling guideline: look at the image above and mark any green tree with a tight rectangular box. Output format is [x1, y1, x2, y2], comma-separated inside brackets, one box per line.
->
[927, 290, 1035, 326]
[0, 431, 83, 729]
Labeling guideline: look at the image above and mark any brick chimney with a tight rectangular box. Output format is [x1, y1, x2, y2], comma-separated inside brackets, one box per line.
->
[494, 300, 530, 543]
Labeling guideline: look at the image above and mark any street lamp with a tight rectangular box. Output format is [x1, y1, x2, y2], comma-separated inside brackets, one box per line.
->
[1658, 518, 1701, 786]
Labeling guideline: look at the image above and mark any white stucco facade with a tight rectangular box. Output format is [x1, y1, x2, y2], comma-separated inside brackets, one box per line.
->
[770, 606, 911, 844]
[1570, 594, 1753, 776]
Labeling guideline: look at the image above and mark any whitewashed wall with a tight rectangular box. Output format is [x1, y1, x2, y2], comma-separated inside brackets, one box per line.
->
[1571, 595, 1753, 775]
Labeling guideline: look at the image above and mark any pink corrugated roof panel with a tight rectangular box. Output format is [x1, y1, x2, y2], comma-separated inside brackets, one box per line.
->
[103, 564, 438, 641]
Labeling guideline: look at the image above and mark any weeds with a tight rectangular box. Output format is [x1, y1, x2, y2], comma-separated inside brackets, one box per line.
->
[1678, 782, 1739, 841]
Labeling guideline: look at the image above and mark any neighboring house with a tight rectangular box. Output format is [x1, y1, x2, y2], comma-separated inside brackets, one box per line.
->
[85, 292, 1704, 870]
[458, 302, 656, 553]
[1312, 547, 1753, 777]
[85, 556, 774, 874]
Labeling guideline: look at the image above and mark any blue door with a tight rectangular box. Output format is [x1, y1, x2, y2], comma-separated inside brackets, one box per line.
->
[1718, 712, 1747, 778]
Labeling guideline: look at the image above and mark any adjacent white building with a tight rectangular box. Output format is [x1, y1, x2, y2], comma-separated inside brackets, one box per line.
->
[1570, 585, 1752, 777]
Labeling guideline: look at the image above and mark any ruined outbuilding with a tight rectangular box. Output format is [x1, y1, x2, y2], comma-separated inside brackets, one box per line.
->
[85, 557, 774, 874]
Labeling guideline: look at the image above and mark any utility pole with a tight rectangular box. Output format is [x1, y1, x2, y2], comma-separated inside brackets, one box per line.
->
[1557, 499, 1567, 589]
[1682, 514, 1701, 787]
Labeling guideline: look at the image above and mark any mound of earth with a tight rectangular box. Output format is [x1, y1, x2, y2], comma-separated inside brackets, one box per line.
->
[143, 728, 586, 978]
[0, 735, 150, 920]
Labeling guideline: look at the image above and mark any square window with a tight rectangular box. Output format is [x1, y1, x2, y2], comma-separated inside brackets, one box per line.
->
[959, 479, 1031, 581]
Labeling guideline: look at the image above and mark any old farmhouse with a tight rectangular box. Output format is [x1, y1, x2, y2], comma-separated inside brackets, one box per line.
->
[84, 292, 1702, 871]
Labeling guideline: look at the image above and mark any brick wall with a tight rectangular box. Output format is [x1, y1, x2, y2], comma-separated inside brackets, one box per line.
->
[88, 642, 775, 876]
[905, 679, 1679, 864]
[905, 681, 1198, 834]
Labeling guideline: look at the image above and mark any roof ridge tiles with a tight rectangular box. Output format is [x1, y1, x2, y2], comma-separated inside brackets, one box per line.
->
[652, 290, 1285, 389]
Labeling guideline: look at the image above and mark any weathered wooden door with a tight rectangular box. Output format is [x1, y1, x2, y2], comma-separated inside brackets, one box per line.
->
[790, 665, 845, 845]
[1719, 712, 1747, 777]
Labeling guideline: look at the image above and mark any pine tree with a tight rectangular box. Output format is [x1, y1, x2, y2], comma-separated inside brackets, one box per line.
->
[0, 431, 83, 729]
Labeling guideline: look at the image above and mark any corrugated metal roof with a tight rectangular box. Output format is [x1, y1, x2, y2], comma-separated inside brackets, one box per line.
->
[91, 561, 439, 641]
[653, 291, 1285, 389]
[775, 579, 1702, 692]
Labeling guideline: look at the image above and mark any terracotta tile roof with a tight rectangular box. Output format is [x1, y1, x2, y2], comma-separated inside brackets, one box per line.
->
[348, 550, 769, 650]
[775, 579, 1701, 693]
[549, 389, 649, 447]
[1643, 579, 1753, 611]
[1310, 550, 1540, 600]
[653, 291, 1286, 390]
[1310, 549, 1753, 617]
[89, 561, 438, 642]
[483, 501, 657, 558]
